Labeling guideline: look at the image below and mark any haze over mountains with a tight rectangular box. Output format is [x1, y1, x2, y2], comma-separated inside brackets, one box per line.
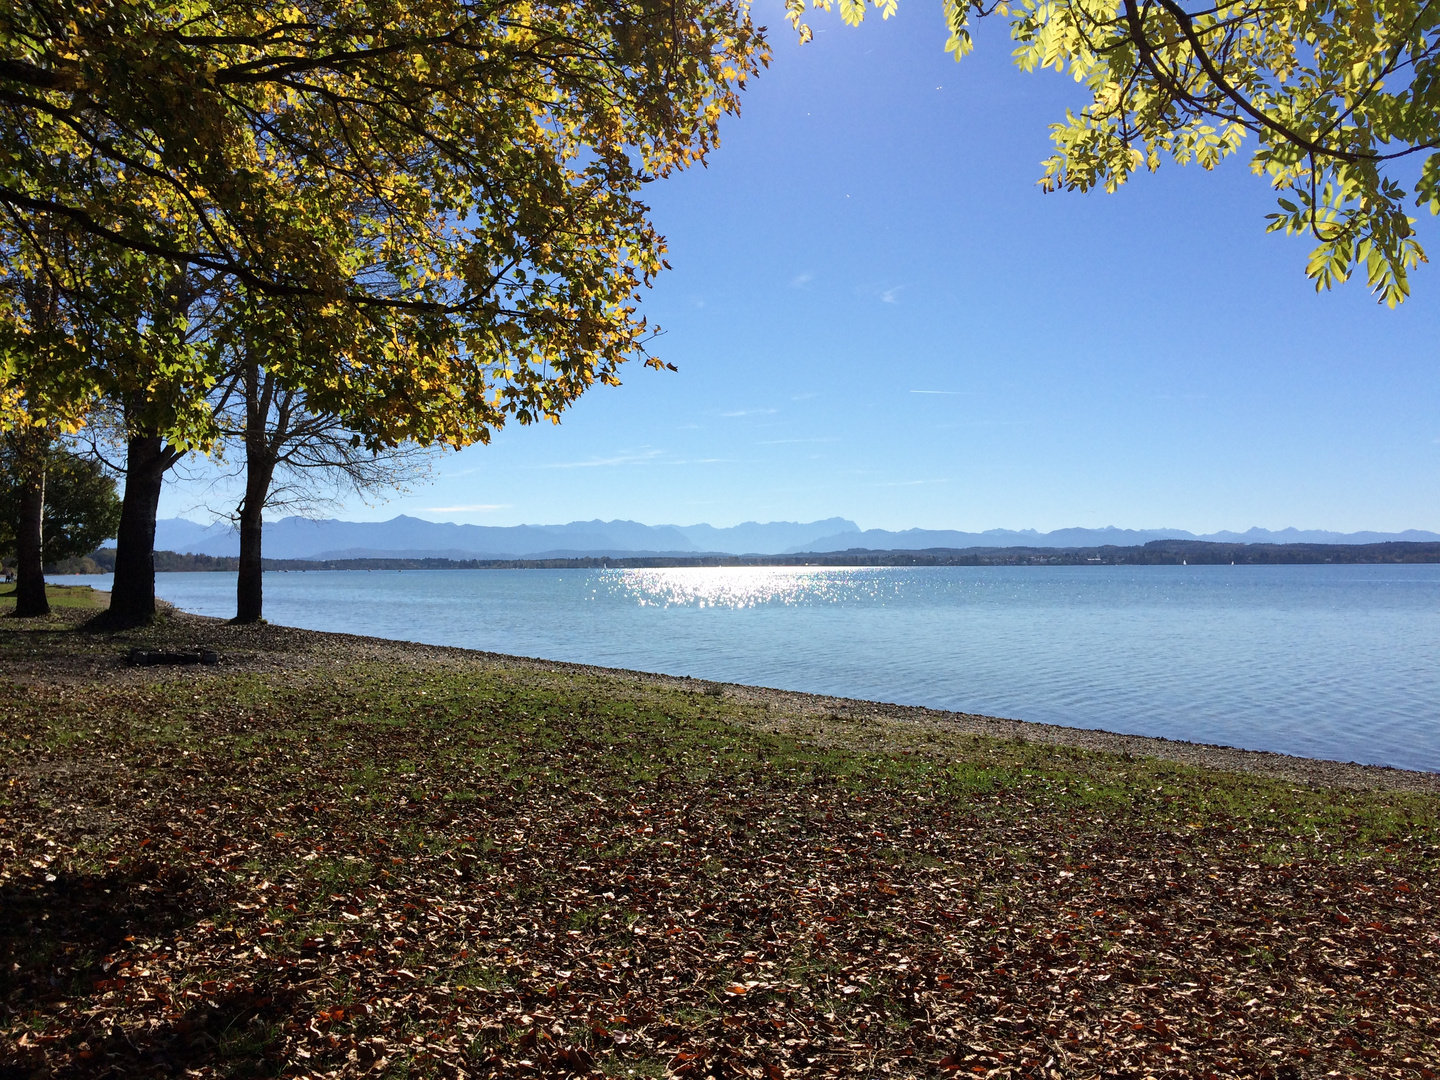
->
[152, 516, 1440, 561]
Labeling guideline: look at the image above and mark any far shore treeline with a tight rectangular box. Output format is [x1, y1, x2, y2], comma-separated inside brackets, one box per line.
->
[50, 539, 1440, 575]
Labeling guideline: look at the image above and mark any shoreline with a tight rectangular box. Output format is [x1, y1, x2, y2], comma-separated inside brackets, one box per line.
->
[12, 597, 1436, 792]
[346, 643, 1440, 794]
[5, 595, 1438, 1078]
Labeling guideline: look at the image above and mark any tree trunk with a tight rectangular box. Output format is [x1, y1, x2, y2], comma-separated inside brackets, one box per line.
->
[13, 454, 48, 617]
[233, 360, 278, 624]
[107, 434, 172, 626]
[233, 470, 270, 623]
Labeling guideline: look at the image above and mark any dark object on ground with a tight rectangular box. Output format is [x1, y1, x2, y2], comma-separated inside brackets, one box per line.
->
[126, 647, 219, 667]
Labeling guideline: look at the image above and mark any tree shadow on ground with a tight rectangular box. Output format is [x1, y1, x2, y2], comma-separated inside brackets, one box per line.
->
[0, 862, 296, 1079]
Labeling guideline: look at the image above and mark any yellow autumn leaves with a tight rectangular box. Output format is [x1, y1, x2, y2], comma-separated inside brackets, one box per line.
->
[793, 0, 1440, 306]
[0, 0, 767, 448]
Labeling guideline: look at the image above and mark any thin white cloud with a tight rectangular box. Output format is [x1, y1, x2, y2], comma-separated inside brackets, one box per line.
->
[719, 408, 779, 417]
[421, 503, 511, 513]
[935, 419, 1029, 429]
[542, 448, 667, 469]
[790, 272, 814, 288]
[756, 437, 839, 445]
[539, 449, 733, 470]
[909, 390, 965, 396]
[855, 281, 907, 304]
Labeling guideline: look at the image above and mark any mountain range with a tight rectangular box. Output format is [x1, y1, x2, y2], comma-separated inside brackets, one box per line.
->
[151, 516, 1440, 561]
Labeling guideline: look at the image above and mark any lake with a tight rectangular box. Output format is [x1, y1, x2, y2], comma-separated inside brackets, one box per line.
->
[65, 564, 1440, 772]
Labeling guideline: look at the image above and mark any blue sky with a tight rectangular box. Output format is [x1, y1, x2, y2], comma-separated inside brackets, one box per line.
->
[163, 2, 1440, 532]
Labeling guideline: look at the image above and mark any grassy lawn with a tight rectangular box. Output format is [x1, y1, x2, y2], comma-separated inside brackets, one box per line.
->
[0, 583, 106, 611]
[1, 614, 1437, 1079]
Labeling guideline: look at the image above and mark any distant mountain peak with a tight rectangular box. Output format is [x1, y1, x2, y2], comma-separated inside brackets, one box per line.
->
[153, 515, 866, 560]
[150, 516, 1440, 561]
[784, 525, 1440, 553]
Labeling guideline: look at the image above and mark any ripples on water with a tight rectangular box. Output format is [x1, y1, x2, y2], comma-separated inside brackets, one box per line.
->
[611, 566, 903, 607]
[68, 564, 1440, 771]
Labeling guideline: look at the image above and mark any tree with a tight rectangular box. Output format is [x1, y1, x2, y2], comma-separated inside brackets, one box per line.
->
[0, 0, 764, 307]
[1, 440, 122, 605]
[215, 359, 434, 623]
[792, 0, 1440, 304]
[1, 0, 768, 624]
[0, 219, 110, 616]
[101, 266, 231, 626]
[0, 425, 49, 614]
[0, 205, 226, 623]
[42, 451, 121, 563]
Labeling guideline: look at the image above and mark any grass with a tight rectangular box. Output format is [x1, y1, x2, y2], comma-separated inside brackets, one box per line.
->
[0, 582, 105, 611]
[1, 613, 1437, 1079]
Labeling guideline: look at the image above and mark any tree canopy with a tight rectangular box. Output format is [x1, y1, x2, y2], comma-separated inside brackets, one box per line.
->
[793, 0, 1440, 305]
[0, 442, 121, 565]
[0, 0, 769, 449]
[1, 0, 768, 623]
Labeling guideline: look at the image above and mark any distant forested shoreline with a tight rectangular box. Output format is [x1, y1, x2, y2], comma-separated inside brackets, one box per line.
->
[43, 539, 1440, 575]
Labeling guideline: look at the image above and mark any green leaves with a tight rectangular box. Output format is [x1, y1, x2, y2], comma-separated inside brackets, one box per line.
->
[0, 440, 121, 564]
[1, 0, 769, 447]
[791, 0, 904, 40]
[799, 0, 1440, 303]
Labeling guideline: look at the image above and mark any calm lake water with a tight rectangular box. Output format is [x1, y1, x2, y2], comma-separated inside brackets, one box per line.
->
[66, 565, 1440, 772]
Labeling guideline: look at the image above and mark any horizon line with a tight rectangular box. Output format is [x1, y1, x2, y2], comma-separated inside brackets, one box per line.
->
[156, 515, 1440, 536]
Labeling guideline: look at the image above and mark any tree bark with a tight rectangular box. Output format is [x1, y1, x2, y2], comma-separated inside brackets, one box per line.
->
[13, 452, 48, 617]
[107, 433, 174, 626]
[234, 361, 278, 624]
[233, 467, 273, 623]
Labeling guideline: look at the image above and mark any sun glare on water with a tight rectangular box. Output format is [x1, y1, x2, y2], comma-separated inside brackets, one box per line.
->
[606, 566, 894, 608]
